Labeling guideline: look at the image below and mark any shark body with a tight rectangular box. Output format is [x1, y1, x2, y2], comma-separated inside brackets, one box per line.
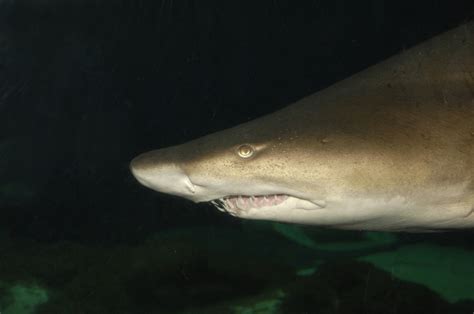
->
[131, 22, 474, 231]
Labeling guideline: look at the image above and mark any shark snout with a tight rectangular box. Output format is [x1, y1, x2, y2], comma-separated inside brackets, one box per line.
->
[130, 150, 196, 199]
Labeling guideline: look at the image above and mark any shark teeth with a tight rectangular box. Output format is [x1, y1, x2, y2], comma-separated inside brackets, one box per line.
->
[210, 194, 289, 215]
[210, 199, 227, 213]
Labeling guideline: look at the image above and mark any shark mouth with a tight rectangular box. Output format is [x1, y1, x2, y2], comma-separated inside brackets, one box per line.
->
[210, 194, 289, 215]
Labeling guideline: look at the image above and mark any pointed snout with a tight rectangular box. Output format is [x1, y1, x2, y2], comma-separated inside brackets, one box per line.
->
[129, 149, 197, 199]
[129, 153, 151, 187]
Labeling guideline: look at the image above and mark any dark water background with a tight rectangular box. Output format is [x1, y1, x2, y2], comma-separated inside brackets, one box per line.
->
[0, 1, 473, 313]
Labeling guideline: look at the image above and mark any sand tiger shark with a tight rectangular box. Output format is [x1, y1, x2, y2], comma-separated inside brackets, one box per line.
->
[130, 22, 474, 232]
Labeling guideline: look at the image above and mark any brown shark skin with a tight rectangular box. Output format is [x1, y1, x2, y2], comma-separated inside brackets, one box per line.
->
[131, 22, 474, 231]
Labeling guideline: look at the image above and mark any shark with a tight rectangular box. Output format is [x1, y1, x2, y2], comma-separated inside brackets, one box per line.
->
[130, 22, 474, 232]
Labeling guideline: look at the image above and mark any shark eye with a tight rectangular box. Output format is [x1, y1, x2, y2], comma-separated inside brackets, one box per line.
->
[237, 144, 254, 158]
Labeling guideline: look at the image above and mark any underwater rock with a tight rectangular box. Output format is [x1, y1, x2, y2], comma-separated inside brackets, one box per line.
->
[0, 281, 49, 314]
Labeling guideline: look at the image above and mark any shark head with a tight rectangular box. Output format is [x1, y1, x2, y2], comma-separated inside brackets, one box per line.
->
[130, 108, 329, 222]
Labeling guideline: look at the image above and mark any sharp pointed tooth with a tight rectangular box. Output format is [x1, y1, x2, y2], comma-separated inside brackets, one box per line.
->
[221, 205, 229, 213]
[210, 199, 226, 213]
[211, 200, 220, 209]
[238, 196, 244, 207]
[250, 196, 255, 207]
